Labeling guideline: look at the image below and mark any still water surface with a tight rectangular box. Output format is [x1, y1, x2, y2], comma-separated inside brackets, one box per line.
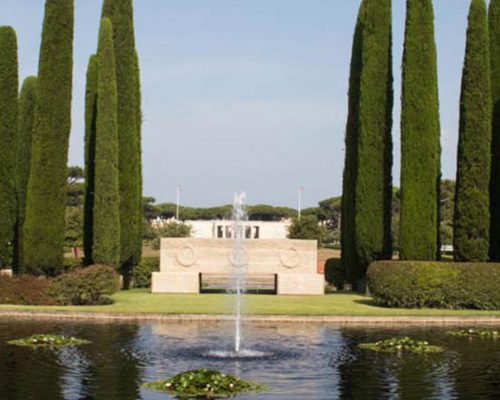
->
[0, 319, 498, 399]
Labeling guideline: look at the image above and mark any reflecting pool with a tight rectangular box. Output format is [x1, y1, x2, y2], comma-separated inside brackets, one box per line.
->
[0, 319, 498, 399]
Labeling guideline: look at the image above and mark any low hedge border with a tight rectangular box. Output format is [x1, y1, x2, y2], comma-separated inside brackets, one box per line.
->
[367, 261, 500, 310]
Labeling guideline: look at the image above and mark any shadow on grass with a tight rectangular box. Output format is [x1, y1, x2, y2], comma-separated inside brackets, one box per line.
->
[353, 298, 393, 309]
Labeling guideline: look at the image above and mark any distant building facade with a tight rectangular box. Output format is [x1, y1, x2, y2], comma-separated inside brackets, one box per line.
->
[152, 218, 291, 240]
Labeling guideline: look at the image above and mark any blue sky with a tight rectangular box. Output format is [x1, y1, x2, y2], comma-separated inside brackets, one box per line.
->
[2, 0, 472, 208]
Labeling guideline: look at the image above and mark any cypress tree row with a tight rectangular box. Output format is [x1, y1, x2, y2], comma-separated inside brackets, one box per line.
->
[489, 0, 500, 261]
[23, 0, 74, 275]
[83, 55, 98, 266]
[399, 0, 441, 261]
[102, 0, 142, 286]
[14, 76, 37, 273]
[132, 49, 143, 265]
[0, 26, 19, 269]
[341, 0, 367, 284]
[454, 0, 491, 262]
[92, 18, 121, 268]
[341, 0, 393, 290]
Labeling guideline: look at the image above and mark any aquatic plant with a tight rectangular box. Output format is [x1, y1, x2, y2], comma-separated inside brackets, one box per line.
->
[142, 368, 267, 398]
[448, 328, 499, 338]
[8, 334, 90, 348]
[358, 337, 444, 353]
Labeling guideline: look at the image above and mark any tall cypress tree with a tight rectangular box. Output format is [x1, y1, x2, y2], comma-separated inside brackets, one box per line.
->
[0, 26, 18, 270]
[489, 0, 500, 260]
[399, 0, 441, 261]
[14, 76, 37, 273]
[83, 55, 97, 266]
[341, 1, 367, 284]
[102, 0, 141, 286]
[342, 0, 393, 290]
[132, 49, 143, 265]
[23, 0, 74, 275]
[92, 18, 120, 268]
[454, 0, 491, 262]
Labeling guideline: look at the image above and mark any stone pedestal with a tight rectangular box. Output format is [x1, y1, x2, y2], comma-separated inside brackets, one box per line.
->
[151, 272, 199, 293]
[277, 274, 325, 295]
[152, 238, 324, 295]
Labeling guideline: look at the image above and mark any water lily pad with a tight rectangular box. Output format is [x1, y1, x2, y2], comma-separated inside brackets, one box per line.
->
[8, 334, 91, 348]
[358, 337, 444, 353]
[448, 328, 499, 339]
[142, 368, 267, 398]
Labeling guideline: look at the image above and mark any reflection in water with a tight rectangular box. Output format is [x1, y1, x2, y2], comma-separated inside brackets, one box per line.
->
[0, 320, 498, 399]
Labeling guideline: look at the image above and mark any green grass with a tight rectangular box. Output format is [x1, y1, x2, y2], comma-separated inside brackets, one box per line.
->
[0, 289, 499, 316]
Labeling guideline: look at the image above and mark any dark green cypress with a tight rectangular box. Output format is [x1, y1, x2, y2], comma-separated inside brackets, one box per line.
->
[342, 0, 393, 290]
[341, 1, 367, 284]
[0, 26, 18, 270]
[14, 76, 37, 273]
[102, 0, 141, 285]
[132, 49, 143, 265]
[23, 0, 74, 275]
[92, 18, 120, 268]
[83, 55, 97, 265]
[454, 0, 491, 262]
[399, 0, 441, 260]
[489, 0, 500, 260]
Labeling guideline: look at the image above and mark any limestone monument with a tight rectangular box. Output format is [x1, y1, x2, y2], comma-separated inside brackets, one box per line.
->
[151, 238, 324, 295]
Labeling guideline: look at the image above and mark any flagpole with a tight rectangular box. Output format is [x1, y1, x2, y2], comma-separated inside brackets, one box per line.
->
[298, 186, 302, 221]
[176, 185, 181, 220]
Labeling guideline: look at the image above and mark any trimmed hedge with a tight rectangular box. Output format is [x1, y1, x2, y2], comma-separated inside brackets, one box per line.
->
[324, 258, 344, 290]
[367, 261, 500, 310]
[132, 257, 159, 288]
[0, 275, 55, 305]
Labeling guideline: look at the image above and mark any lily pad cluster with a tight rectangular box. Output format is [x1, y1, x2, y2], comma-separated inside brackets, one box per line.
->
[358, 337, 444, 353]
[8, 334, 91, 348]
[142, 368, 267, 398]
[448, 328, 499, 339]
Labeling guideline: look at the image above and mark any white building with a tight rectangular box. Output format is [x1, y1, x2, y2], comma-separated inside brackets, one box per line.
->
[152, 218, 291, 240]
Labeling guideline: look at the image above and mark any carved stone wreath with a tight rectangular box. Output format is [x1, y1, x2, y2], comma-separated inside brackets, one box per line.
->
[228, 248, 249, 269]
[176, 245, 197, 267]
[280, 247, 301, 269]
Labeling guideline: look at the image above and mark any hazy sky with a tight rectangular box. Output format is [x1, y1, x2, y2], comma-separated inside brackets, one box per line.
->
[2, 0, 472, 208]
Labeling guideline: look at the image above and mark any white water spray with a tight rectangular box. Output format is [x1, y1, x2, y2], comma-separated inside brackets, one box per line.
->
[231, 192, 247, 353]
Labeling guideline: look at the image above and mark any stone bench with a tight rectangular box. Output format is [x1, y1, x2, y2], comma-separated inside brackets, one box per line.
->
[200, 273, 277, 294]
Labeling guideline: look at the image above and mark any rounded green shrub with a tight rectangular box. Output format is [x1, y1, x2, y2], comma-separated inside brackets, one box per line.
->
[48, 264, 120, 305]
[367, 261, 500, 310]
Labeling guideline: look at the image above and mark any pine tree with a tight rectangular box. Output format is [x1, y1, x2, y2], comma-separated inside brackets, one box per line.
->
[102, 0, 141, 286]
[341, 0, 393, 291]
[83, 55, 97, 265]
[14, 76, 37, 273]
[92, 18, 120, 268]
[0, 26, 18, 269]
[454, 0, 491, 262]
[399, 0, 441, 260]
[489, 0, 500, 260]
[341, 0, 367, 284]
[23, 0, 74, 275]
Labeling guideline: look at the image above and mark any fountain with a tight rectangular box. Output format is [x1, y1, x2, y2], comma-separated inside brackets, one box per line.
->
[206, 192, 269, 359]
[231, 192, 247, 353]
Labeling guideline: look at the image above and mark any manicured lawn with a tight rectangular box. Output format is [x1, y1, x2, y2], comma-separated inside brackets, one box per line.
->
[0, 289, 499, 316]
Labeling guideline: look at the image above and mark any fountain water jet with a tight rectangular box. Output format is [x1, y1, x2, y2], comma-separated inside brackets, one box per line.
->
[231, 192, 247, 353]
